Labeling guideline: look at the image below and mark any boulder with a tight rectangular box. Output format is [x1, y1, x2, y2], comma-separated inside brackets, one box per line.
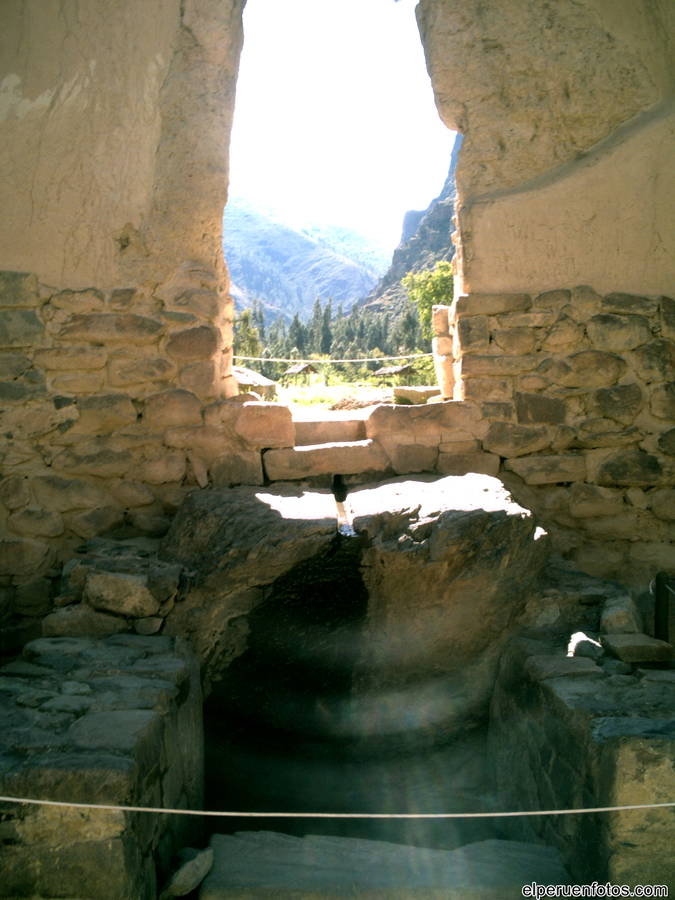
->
[346, 475, 546, 729]
[84, 571, 160, 618]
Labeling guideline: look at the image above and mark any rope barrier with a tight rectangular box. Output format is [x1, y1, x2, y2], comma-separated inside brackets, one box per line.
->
[234, 353, 434, 364]
[1, 795, 673, 819]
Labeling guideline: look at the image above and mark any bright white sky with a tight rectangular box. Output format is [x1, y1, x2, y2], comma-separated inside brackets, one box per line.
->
[228, 0, 456, 253]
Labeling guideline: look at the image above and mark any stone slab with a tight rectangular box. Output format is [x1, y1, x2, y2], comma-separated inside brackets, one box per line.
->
[601, 633, 673, 663]
[264, 440, 389, 481]
[200, 833, 568, 898]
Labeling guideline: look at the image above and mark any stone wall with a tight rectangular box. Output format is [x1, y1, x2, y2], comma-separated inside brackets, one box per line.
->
[0, 267, 295, 618]
[417, 0, 675, 297]
[0, 634, 203, 899]
[435, 288, 675, 586]
[489, 635, 675, 886]
[0, 0, 248, 592]
[0, 0, 244, 293]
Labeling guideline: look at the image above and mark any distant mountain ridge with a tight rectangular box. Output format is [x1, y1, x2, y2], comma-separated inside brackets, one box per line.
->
[222, 199, 389, 322]
[360, 133, 462, 314]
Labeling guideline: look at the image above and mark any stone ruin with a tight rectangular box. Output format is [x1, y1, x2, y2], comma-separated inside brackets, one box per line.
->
[0, 0, 673, 897]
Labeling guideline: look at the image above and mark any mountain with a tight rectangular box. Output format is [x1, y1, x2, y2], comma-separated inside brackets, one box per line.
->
[360, 133, 462, 314]
[222, 199, 389, 322]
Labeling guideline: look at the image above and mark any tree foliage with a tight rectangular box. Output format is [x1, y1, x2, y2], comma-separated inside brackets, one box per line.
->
[401, 260, 454, 342]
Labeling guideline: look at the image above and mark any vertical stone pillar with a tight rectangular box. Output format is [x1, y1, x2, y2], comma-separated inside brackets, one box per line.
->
[431, 304, 454, 399]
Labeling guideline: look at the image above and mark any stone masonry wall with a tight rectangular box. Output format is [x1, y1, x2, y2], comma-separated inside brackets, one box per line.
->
[430, 289, 675, 586]
[0, 268, 294, 618]
[0, 634, 203, 900]
[417, 0, 675, 297]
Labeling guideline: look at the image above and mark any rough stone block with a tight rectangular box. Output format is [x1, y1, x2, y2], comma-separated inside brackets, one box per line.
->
[52, 447, 133, 478]
[0, 538, 50, 576]
[601, 595, 643, 634]
[456, 315, 489, 352]
[234, 402, 294, 448]
[461, 354, 538, 376]
[649, 382, 675, 420]
[0, 308, 44, 347]
[178, 360, 217, 396]
[601, 633, 672, 663]
[12, 578, 52, 618]
[135, 450, 186, 485]
[203, 398, 247, 429]
[0, 352, 31, 378]
[143, 389, 202, 429]
[569, 285, 602, 319]
[482, 402, 515, 421]
[388, 444, 438, 474]
[496, 311, 560, 330]
[67, 506, 125, 539]
[103, 481, 152, 510]
[42, 603, 128, 637]
[164, 425, 228, 462]
[436, 451, 501, 476]
[8, 507, 64, 538]
[661, 296, 675, 340]
[650, 488, 675, 521]
[50, 289, 105, 312]
[455, 293, 531, 317]
[166, 325, 219, 361]
[483, 421, 551, 457]
[596, 449, 663, 486]
[494, 327, 537, 355]
[567, 483, 623, 518]
[0, 474, 31, 510]
[515, 392, 565, 425]
[602, 293, 659, 317]
[108, 354, 175, 387]
[51, 371, 105, 393]
[524, 655, 604, 680]
[58, 313, 163, 345]
[210, 451, 264, 486]
[540, 316, 585, 352]
[438, 439, 481, 454]
[462, 377, 513, 401]
[32, 475, 108, 512]
[657, 428, 675, 456]
[264, 440, 389, 481]
[587, 313, 651, 352]
[591, 383, 643, 425]
[575, 418, 641, 449]
[34, 346, 107, 371]
[84, 571, 160, 618]
[109, 288, 136, 309]
[538, 351, 627, 388]
[0, 271, 39, 307]
[70, 394, 138, 435]
[632, 338, 675, 383]
[164, 289, 222, 322]
[534, 289, 571, 309]
[505, 455, 586, 484]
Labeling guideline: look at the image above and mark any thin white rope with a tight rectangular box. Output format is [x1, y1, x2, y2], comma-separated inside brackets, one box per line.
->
[234, 353, 433, 364]
[1, 796, 673, 818]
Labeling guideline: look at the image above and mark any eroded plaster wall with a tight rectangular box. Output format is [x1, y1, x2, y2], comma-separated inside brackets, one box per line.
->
[417, 0, 675, 295]
[0, 0, 249, 593]
[0, 0, 243, 293]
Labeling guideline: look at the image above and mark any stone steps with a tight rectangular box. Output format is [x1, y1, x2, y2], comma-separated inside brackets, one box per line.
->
[199, 832, 569, 898]
[294, 416, 367, 446]
[264, 439, 389, 482]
